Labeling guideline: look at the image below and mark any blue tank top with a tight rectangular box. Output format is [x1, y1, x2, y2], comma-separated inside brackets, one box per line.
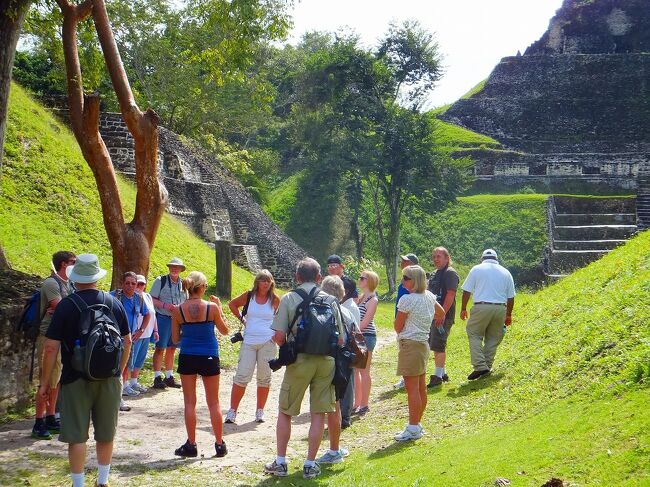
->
[179, 303, 219, 356]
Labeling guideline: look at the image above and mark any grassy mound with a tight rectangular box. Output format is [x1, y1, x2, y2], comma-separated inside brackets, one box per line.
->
[1, 84, 254, 367]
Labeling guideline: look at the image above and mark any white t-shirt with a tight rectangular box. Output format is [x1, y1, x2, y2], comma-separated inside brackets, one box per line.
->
[341, 299, 361, 329]
[397, 291, 438, 343]
[462, 260, 516, 304]
[137, 292, 156, 339]
[243, 295, 275, 345]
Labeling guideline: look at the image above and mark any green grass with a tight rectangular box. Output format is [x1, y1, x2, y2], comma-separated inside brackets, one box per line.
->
[433, 118, 501, 150]
[1, 83, 254, 366]
[263, 171, 303, 231]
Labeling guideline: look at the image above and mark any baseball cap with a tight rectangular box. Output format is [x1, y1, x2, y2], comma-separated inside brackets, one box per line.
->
[400, 253, 419, 265]
[482, 249, 498, 260]
[327, 254, 343, 265]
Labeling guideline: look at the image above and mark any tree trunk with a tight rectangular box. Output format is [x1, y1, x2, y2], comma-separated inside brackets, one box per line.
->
[57, 0, 167, 289]
[0, 0, 31, 179]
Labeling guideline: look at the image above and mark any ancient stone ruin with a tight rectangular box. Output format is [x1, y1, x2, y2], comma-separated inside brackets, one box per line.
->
[99, 113, 306, 286]
[441, 0, 650, 197]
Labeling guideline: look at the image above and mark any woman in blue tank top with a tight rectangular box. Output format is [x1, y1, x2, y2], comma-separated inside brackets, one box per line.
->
[171, 271, 229, 458]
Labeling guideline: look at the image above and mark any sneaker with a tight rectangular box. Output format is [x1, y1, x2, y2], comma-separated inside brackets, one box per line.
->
[164, 376, 182, 388]
[303, 463, 321, 479]
[224, 409, 237, 424]
[95, 483, 109, 487]
[152, 376, 167, 389]
[264, 460, 288, 477]
[394, 426, 423, 442]
[174, 439, 198, 458]
[341, 418, 351, 429]
[122, 385, 140, 396]
[31, 422, 52, 440]
[119, 399, 131, 412]
[317, 450, 344, 464]
[467, 369, 491, 381]
[132, 383, 148, 393]
[394, 377, 405, 389]
[339, 447, 350, 457]
[442, 373, 450, 382]
[255, 409, 265, 423]
[45, 416, 60, 433]
[215, 441, 227, 458]
[353, 406, 369, 416]
[427, 375, 443, 388]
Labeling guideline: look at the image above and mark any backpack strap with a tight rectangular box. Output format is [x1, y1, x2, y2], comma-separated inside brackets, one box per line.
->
[289, 287, 319, 334]
[178, 304, 187, 323]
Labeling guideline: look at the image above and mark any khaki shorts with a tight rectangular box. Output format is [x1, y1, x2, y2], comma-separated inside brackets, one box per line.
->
[279, 353, 336, 417]
[233, 340, 277, 387]
[397, 339, 429, 377]
[37, 335, 62, 388]
[59, 377, 121, 444]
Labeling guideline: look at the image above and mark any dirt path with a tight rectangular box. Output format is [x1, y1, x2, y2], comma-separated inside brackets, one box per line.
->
[0, 332, 396, 483]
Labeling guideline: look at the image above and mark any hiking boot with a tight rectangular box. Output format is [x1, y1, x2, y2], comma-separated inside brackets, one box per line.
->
[45, 416, 60, 433]
[264, 460, 288, 477]
[427, 375, 443, 388]
[394, 426, 423, 442]
[152, 376, 167, 389]
[164, 376, 181, 388]
[174, 439, 197, 458]
[442, 373, 450, 382]
[132, 383, 148, 393]
[119, 399, 131, 412]
[215, 441, 227, 458]
[317, 450, 344, 464]
[224, 409, 237, 424]
[255, 409, 265, 423]
[467, 369, 491, 381]
[303, 463, 321, 479]
[341, 418, 351, 429]
[95, 483, 109, 487]
[31, 422, 52, 440]
[122, 385, 140, 396]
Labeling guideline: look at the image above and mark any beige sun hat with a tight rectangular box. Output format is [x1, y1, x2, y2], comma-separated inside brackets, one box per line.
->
[68, 253, 107, 283]
[167, 257, 186, 271]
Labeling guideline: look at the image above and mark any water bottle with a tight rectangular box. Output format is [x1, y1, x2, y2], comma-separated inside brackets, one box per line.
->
[72, 339, 84, 372]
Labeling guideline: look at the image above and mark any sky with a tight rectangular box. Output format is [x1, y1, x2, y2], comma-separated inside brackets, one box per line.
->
[288, 0, 565, 108]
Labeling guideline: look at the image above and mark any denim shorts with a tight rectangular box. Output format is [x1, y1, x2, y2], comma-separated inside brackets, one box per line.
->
[155, 314, 175, 349]
[363, 333, 377, 352]
[129, 337, 150, 370]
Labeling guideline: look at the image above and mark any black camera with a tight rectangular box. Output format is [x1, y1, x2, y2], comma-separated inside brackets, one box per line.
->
[269, 340, 298, 372]
[230, 331, 244, 344]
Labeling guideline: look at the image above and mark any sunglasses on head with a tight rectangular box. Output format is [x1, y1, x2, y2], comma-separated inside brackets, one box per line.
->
[402, 276, 412, 281]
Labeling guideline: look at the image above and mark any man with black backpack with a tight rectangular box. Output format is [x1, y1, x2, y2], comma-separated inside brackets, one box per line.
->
[32, 250, 76, 440]
[264, 258, 345, 480]
[38, 254, 131, 487]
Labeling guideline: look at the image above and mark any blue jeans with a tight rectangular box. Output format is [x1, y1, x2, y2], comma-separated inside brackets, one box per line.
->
[129, 337, 150, 371]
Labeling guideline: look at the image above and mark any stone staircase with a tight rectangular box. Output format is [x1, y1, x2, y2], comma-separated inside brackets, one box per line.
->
[544, 195, 637, 279]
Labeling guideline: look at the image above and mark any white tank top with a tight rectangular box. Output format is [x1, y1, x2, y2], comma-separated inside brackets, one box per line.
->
[243, 295, 275, 345]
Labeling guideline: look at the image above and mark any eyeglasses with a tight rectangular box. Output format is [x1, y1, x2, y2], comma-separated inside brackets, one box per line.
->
[402, 276, 412, 281]
[136, 282, 146, 287]
[359, 276, 367, 281]
[124, 281, 137, 286]
[327, 263, 340, 268]
[67, 259, 76, 264]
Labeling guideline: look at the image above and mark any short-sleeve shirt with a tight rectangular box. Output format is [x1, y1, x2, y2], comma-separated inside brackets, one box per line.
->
[39, 274, 73, 334]
[397, 291, 438, 343]
[110, 291, 149, 333]
[427, 266, 460, 324]
[395, 282, 409, 316]
[462, 261, 516, 304]
[271, 282, 345, 338]
[46, 289, 130, 384]
[149, 274, 186, 316]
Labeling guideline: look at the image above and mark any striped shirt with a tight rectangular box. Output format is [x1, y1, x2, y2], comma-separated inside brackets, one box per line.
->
[358, 293, 377, 336]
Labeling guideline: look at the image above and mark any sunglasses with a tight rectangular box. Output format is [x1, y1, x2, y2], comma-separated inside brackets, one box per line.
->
[359, 276, 367, 281]
[402, 276, 412, 281]
[67, 259, 77, 264]
[136, 282, 146, 286]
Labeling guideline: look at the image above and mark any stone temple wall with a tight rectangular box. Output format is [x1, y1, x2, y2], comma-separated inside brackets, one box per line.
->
[441, 0, 650, 194]
[98, 113, 306, 286]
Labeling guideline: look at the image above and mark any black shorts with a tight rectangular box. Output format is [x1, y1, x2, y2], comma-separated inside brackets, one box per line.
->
[177, 354, 220, 376]
[428, 322, 454, 353]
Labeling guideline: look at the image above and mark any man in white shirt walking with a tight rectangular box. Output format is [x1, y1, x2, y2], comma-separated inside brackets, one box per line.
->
[460, 249, 515, 380]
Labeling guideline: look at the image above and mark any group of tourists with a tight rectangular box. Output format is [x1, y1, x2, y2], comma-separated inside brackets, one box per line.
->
[31, 245, 515, 484]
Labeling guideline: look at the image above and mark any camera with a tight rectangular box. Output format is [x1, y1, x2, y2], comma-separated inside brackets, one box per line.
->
[230, 331, 244, 344]
[269, 340, 298, 372]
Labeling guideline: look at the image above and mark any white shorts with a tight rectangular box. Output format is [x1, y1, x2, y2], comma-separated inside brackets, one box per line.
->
[233, 340, 277, 387]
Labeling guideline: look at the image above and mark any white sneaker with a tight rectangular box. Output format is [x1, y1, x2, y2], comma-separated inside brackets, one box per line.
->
[394, 426, 423, 442]
[122, 385, 140, 396]
[132, 383, 148, 393]
[339, 447, 350, 457]
[394, 378, 405, 389]
[255, 409, 265, 423]
[224, 409, 237, 424]
[119, 399, 131, 412]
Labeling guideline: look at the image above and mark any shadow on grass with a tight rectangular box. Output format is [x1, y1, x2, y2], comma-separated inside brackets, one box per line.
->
[367, 438, 420, 459]
[254, 463, 343, 486]
[445, 372, 504, 398]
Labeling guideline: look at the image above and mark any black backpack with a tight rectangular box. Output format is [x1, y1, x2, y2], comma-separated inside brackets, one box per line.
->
[68, 292, 124, 381]
[291, 287, 340, 356]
